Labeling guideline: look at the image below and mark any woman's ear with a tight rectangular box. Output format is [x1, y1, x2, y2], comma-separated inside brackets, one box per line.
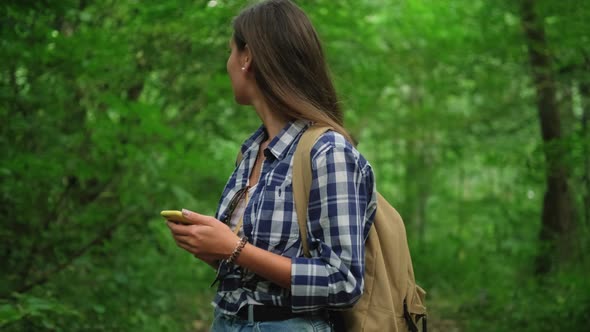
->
[241, 44, 252, 72]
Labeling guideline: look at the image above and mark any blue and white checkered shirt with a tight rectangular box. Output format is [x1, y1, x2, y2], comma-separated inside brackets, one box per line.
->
[212, 119, 377, 314]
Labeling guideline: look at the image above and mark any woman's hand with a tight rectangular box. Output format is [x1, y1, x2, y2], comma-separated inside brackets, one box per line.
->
[166, 209, 240, 263]
[167, 209, 292, 289]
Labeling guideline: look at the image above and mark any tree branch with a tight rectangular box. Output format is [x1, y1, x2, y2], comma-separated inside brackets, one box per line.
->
[3, 208, 140, 298]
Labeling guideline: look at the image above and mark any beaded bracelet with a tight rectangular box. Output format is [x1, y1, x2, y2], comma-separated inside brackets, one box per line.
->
[226, 236, 248, 265]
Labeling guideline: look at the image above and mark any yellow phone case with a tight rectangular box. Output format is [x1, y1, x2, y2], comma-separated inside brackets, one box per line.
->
[160, 210, 190, 224]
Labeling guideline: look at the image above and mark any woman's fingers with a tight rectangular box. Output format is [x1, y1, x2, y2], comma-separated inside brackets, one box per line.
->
[172, 233, 212, 256]
[174, 234, 196, 248]
[181, 209, 217, 226]
[166, 221, 194, 236]
[173, 235, 218, 263]
[175, 240, 199, 255]
[166, 212, 238, 260]
[167, 223, 210, 245]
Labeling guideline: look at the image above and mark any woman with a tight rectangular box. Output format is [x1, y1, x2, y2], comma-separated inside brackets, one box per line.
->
[166, 0, 377, 330]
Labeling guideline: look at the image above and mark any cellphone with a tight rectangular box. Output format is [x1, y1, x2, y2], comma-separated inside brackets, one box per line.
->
[160, 210, 190, 224]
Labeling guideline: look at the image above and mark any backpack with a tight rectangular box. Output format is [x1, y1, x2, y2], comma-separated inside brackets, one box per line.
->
[292, 125, 427, 332]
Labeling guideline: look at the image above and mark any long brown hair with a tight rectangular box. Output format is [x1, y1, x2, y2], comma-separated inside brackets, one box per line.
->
[233, 0, 354, 143]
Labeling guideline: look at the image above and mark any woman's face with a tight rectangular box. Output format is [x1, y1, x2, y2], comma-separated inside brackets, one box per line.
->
[226, 39, 250, 105]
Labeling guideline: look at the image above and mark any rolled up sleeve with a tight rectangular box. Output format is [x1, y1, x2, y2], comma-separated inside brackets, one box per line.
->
[290, 135, 376, 312]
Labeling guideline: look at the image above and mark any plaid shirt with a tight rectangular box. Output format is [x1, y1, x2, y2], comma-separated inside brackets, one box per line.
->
[213, 120, 377, 314]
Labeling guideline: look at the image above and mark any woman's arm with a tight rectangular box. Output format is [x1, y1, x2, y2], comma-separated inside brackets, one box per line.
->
[289, 134, 376, 312]
[166, 211, 292, 288]
[235, 242, 291, 288]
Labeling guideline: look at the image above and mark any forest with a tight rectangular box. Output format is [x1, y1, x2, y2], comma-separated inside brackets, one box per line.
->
[1, 0, 589, 331]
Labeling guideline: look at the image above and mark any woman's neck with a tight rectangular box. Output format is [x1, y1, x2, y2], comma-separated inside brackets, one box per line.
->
[251, 98, 289, 142]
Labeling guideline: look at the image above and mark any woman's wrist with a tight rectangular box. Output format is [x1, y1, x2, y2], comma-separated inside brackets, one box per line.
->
[222, 231, 241, 257]
[231, 242, 292, 289]
[226, 236, 248, 265]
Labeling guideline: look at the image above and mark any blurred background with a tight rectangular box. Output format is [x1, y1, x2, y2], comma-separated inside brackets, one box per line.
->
[1, 0, 589, 331]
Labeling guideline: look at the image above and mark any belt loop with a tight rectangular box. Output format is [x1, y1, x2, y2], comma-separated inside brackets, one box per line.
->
[248, 304, 254, 322]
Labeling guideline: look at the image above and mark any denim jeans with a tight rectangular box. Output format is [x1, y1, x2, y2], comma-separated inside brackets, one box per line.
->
[210, 309, 333, 332]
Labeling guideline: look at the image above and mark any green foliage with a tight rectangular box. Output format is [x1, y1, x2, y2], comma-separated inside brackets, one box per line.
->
[1, 0, 589, 331]
[0, 293, 79, 328]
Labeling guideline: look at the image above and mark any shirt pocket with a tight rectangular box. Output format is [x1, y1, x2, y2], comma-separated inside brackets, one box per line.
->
[253, 181, 300, 254]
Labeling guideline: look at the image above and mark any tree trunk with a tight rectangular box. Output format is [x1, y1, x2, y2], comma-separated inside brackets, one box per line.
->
[519, 0, 576, 275]
[580, 80, 590, 229]
[559, 83, 575, 134]
[404, 139, 421, 234]
[404, 143, 430, 249]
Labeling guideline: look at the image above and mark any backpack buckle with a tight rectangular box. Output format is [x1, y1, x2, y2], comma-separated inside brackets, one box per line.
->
[404, 299, 427, 332]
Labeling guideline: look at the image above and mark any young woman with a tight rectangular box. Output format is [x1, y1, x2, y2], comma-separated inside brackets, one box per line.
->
[166, 0, 377, 330]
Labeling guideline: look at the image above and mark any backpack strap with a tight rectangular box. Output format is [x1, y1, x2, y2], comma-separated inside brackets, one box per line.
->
[235, 151, 243, 167]
[292, 125, 332, 258]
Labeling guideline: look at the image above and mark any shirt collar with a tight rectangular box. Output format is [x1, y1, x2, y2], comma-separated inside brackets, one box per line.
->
[240, 119, 311, 161]
[266, 119, 310, 160]
[240, 125, 266, 157]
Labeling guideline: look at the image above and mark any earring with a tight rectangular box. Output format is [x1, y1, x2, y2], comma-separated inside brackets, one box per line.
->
[241, 67, 246, 71]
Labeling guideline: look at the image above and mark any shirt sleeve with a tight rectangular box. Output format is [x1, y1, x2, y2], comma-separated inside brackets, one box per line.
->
[290, 133, 377, 312]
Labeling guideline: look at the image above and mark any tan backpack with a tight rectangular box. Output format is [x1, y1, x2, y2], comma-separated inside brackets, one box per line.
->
[292, 125, 427, 332]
